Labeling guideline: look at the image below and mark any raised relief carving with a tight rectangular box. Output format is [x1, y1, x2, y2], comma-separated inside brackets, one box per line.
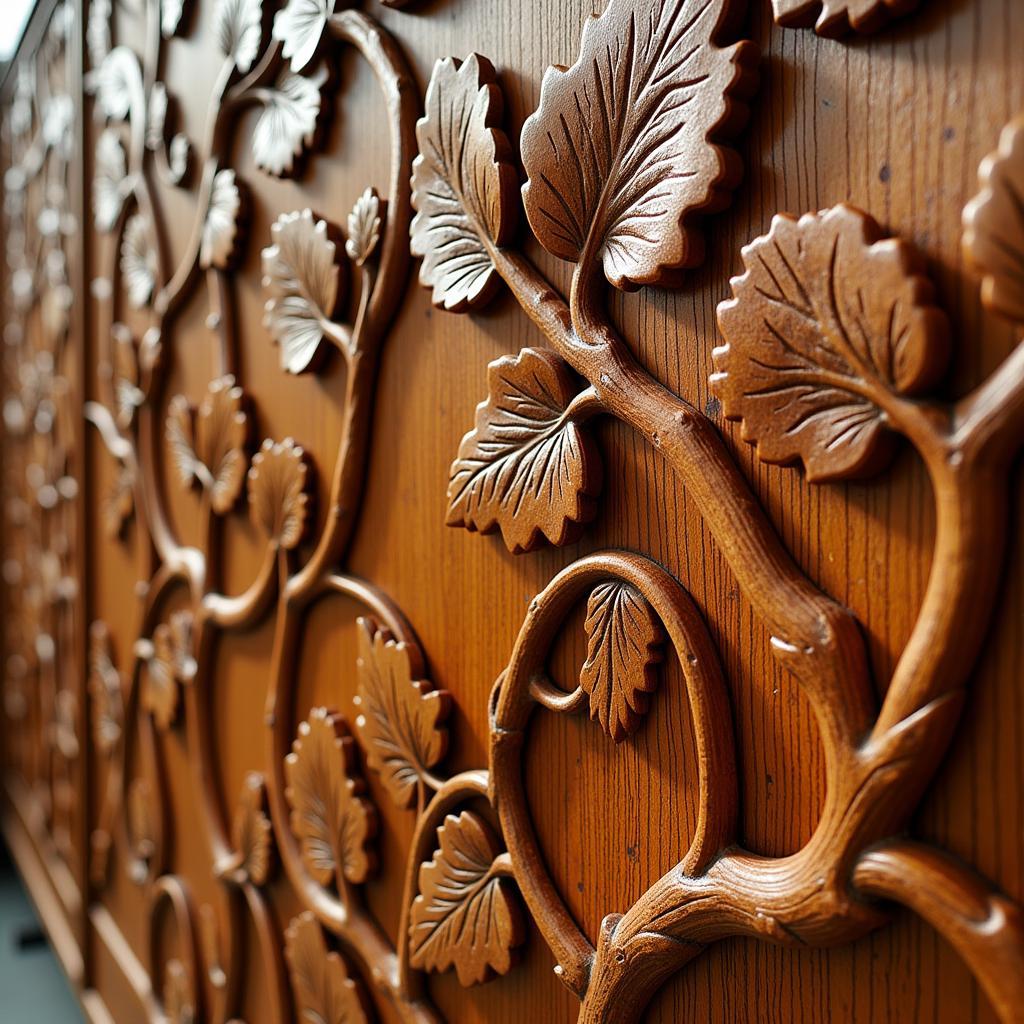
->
[224, 772, 273, 887]
[284, 912, 370, 1024]
[771, 0, 921, 38]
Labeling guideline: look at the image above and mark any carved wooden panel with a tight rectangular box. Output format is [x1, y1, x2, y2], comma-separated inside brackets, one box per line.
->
[2, 1, 1023, 1023]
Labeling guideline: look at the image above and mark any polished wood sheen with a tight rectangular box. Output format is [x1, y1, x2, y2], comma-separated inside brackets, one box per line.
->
[2, 1, 1023, 1022]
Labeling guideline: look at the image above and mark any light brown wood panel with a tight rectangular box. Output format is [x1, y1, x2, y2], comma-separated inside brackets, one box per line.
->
[2, 1, 1023, 1022]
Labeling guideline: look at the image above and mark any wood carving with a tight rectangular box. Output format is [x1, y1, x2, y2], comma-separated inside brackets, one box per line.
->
[2, 0, 1023, 1022]
[771, 0, 922, 37]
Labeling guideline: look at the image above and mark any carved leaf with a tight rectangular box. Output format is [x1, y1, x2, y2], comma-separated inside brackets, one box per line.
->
[284, 912, 370, 1024]
[273, 0, 335, 74]
[262, 209, 342, 373]
[247, 437, 309, 549]
[580, 582, 664, 742]
[112, 322, 145, 429]
[147, 83, 169, 150]
[103, 462, 136, 537]
[195, 376, 248, 514]
[229, 773, 273, 885]
[409, 811, 523, 986]
[771, 0, 919, 37]
[285, 708, 377, 887]
[410, 54, 518, 312]
[963, 115, 1024, 324]
[88, 621, 123, 753]
[93, 48, 139, 122]
[127, 777, 156, 881]
[520, 0, 755, 291]
[121, 213, 158, 309]
[164, 959, 195, 1024]
[712, 205, 949, 482]
[353, 619, 449, 809]
[345, 187, 382, 267]
[167, 394, 199, 487]
[161, 0, 186, 37]
[446, 347, 601, 553]
[252, 68, 327, 177]
[200, 168, 241, 270]
[93, 128, 126, 232]
[215, 0, 263, 73]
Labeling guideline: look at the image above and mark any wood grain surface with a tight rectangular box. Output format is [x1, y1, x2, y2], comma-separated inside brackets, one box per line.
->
[2, 0, 1023, 1022]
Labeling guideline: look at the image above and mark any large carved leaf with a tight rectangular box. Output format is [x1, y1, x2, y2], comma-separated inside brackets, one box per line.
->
[771, 0, 919, 38]
[247, 437, 309, 549]
[273, 0, 335, 73]
[580, 582, 664, 742]
[252, 68, 327, 177]
[409, 811, 523, 986]
[410, 54, 518, 312]
[520, 0, 756, 291]
[215, 0, 263, 73]
[446, 348, 601, 553]
[712, 205, 949, 482]
[963, 115, 1024, 325]
[284, 912, 370, 1024]
[353, 619, 449, 809]
[285, 708, 376, 887]
[262, 208, 342, 373]
[194, 376, 248, 513]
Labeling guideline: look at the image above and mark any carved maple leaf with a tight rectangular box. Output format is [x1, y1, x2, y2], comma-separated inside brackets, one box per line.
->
[345, 187, 382, 268]
[284, 912, 370, 1024]
[252, 68, 327, 177]
[121, 212, 158, 308]
[963, 115, 1024, 325]
[88, 621, 123, 753]
[580, 582, 664, 742]
[262, 208, 343, 373]
[353, 619, 449, 809]
[771, 0, 920, 38]
[215, 0, 263, 73]
[409, 811, 524, 986]
[227, 772, 273, 886]
[712, 205, 949, 482]
[273, 0, 336, 74]
[520, 0, 757, 291]
[247, 437, 309, 549]
[285, 708, 377, 888]
[446, 347, 601, 553]
[411, 54, 518, 312]
[200, 168, 241, 270]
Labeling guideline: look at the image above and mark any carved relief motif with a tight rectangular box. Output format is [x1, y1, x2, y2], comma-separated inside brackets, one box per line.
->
[2, 0, 1022, 1022]
[771, 0, 921, 37]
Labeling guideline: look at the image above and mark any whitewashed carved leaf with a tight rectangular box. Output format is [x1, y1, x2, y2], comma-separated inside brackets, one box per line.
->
[409, 811, 523, 986]
[353, 619, 449, 809]
[446, 347, 601, 553]
[580, 582, 664, 742]
[411, 54, 518, 312]
[93, 128, 126, 232]
[284, 912, 370, 1024]
[273, 0, 335, 73]
[963, 115, 1024, 324]
[93, 47, 141, 122]
[166, 394, 198, 487]
[712, 205, 950, 482]
[215, 0, 263, 73]
[161, 0, 186, 37]
[520, 0, 756, 290]
[87, 0, 112, 68]
[200, 168, 241, 270]
[252, 68, 327, 177]
[195, 376, 247, 514]
[228, 773, 272, 886]
[285, 708, 376, 887]
[772, 0, 920, 38]
[121, 213, 158, 308]
[147, 83, 169, 150]
[247, 437, 309, 549]
[345, 187, 381, 267]
[262, 208, 342, 373]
